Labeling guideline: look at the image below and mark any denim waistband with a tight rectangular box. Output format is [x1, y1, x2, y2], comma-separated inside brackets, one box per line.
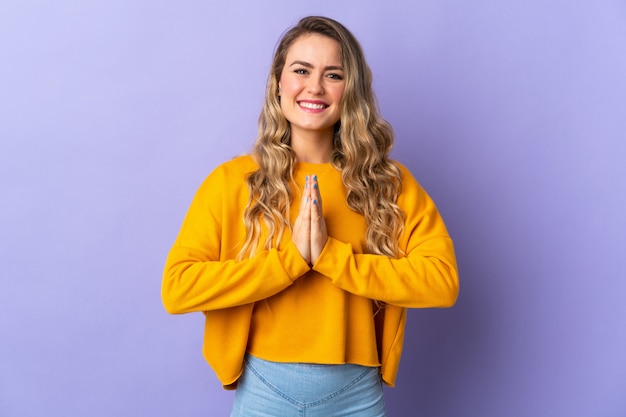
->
[243, 354, 380, 407]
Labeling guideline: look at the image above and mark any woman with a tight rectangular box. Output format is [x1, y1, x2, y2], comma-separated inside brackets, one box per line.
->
[162, 16, 459, 416]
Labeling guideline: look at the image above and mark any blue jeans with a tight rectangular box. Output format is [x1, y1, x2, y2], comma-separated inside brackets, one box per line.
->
[231, 354, 386, 416]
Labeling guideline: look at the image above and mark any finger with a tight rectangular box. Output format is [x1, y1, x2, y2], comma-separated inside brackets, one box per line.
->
[312, 175, 322, 217]
[292, 175, 314, 264]
[295, 176, 310, 222]
[310, 200, 327, 265]
[310, 192, 323, 234]
[303, 177, 312, 224]
[302, 175, 311, 207]
[311, 197, 320, 225]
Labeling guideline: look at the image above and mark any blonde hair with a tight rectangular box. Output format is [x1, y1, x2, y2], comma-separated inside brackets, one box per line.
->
[238, 16, 405, 260]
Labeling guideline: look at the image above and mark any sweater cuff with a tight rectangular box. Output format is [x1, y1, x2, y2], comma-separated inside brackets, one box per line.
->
[312, 237, 349, 279]
[278, 240, 312, 281]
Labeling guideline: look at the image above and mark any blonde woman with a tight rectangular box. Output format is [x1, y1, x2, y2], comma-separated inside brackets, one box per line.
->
[162, 16, 459, 416]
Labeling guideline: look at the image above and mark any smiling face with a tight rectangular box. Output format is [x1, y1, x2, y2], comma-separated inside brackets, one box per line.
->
[278, 34, 345, 147]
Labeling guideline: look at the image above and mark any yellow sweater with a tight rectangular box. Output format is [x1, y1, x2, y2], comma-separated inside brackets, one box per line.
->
[162, 155, 458, 389]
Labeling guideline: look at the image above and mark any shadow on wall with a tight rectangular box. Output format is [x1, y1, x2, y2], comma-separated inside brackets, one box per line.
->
[384, 228, 497, 416]
[382, 126, 506, 416]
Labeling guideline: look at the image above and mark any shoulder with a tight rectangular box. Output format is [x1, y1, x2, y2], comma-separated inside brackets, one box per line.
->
[211, 154, 258, 177]
[391, 160, 432, 210]
[193, 155, 258, 198]
[202, 155, 257, 183]
[391, 160, 421, 191]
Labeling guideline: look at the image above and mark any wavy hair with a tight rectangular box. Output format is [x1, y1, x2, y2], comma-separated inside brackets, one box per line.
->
[238, 16, 405, 260]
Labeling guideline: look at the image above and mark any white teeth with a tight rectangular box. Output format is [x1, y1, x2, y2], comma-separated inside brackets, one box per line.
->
[299, 102, 326, 109]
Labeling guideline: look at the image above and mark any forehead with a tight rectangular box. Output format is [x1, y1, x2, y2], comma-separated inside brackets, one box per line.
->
[284, 34, 342, 64]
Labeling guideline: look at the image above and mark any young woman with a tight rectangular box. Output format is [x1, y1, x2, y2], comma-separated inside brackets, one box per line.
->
[162, 16, 459, 416]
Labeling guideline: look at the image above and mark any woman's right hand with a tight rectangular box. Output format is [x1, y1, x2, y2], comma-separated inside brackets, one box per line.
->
[292, 176, 312, 264]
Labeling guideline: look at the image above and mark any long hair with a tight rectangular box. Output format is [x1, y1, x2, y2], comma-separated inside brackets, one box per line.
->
[238, 16, 405, 260]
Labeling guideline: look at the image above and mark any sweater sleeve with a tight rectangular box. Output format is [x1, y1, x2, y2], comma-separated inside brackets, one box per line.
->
[162, 161, 311, 314]
[312, 166, 459, 308]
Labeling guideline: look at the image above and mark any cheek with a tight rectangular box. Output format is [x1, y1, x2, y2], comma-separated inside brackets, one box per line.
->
[279, 76, 299, 96]
[331, 85, 346, 105]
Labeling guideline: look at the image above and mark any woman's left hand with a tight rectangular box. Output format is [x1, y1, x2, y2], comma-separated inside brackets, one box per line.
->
[309, 175, 328, 265]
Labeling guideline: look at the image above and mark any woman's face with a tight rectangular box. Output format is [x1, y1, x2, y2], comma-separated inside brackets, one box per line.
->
[278, 34, 345, 141]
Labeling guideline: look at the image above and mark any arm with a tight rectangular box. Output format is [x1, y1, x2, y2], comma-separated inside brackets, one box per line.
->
[312, 167, 459, 308]
[163, 243, 311, 314]
[162, 162, 311, 314]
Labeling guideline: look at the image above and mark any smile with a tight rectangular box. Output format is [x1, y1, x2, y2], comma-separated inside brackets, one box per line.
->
[298, 101, 329, 110]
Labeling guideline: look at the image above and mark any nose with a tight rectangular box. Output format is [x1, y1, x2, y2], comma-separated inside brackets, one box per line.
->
[307, 76, 324, 95]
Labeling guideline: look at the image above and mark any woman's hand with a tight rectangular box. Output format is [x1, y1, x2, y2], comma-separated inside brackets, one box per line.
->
[292, 175, 328, 266]
[309, 175, 328, 264]
[292, 176, 312, 264]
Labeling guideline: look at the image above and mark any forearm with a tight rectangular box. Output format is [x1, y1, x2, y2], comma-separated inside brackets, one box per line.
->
[162, 241, 311, 314]
[313, 236, 458, 308]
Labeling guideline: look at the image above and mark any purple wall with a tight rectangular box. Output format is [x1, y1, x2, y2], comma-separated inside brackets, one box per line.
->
[1, 1, 624, 416]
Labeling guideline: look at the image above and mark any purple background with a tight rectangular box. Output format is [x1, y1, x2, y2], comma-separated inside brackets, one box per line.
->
[1, 1, 625, 416]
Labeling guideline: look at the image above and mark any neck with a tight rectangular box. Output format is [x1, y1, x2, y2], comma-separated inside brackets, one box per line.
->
[290, 129, 334, 164]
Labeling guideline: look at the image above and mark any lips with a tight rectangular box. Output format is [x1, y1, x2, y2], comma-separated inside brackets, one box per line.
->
[298, 100, 329, 110]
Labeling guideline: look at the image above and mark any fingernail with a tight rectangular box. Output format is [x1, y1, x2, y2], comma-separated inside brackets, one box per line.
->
[306, 197, 309, 202]
[313, 184, 318, 190]
[313, 175, 317, 181]
[313, 199, 317, 205]
[306, 175, 309, 181]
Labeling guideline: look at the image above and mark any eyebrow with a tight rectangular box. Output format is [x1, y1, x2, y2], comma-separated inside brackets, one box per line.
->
[289, 60, 343, 71]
